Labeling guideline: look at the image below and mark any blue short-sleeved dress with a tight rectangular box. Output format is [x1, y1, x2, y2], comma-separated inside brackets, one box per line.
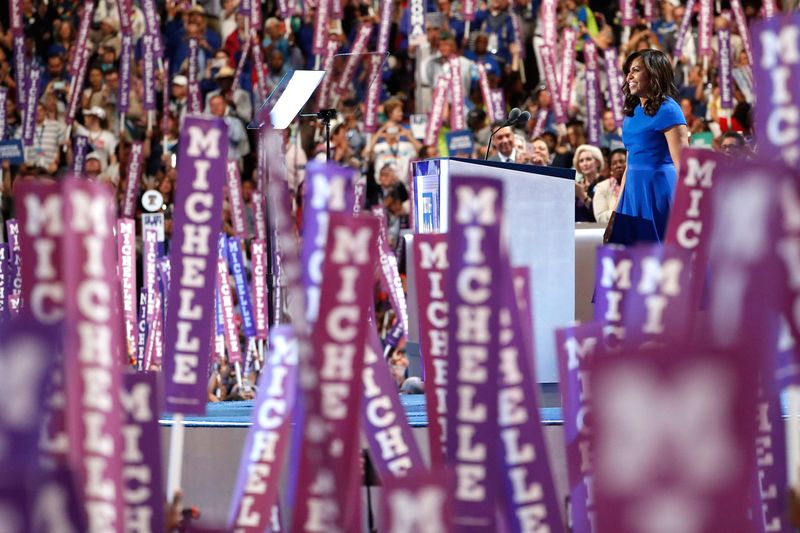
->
[608, 96, 686, 245]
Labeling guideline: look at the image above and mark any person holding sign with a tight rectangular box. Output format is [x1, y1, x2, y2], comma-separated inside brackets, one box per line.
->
[607, 49, 687, 245]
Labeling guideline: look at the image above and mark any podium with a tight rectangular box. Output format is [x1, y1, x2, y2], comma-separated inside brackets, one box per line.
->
[404, 158, 575, 383]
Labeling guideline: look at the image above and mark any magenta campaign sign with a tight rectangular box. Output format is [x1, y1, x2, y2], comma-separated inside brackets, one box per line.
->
[591, 346, 758, 533]
[362, 325, 426, 481]
[337, 23, 373, 96]
[559, 28, 577, 116]
[556, 321, 604, 533]
[445, 176, 503, 529]
[449, 57, 466, 131]
[61, 177, 125, 531]
[497, 264, 563, 531]
[292, 213, 378, 532]
[163, 116, 228, 415]
[228, 326, 298, 532]
[413, 233, 448, 468]
[251, 239, 269, 340]
[751, 13, 800, 170]
[300, 161, 356, 325]
[364, 54, 383, 134]
[584, 41, 602, 146]
[118, 219, 138, 362]
[121, 372, 164, 533]
[373, 205, 409, 334]
[425, 75, 450, 145]
[541, 45, 566, 124]
[381, 470, 453, 532]
[664, 149, 724, 311]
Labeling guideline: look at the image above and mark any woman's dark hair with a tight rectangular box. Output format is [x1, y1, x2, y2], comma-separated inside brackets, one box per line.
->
[622, 49, 678, 117]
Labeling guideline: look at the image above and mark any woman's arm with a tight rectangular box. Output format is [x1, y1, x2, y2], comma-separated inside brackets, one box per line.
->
[593, 182, 613, 224]
[612, 166, 627, 211]
[664, 123, 689, 174]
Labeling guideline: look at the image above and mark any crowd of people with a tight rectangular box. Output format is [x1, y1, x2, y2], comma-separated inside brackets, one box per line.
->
[0, 0, 769, 394]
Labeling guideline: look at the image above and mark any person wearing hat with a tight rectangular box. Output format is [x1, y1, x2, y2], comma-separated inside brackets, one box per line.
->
[203, 64, 252, 124]
[169, 75, 190, 123]
[76, 106, 118, 167]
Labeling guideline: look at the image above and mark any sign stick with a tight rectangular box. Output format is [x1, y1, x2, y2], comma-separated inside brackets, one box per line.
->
[234, 361, 244, 389]
[166, 414, 186, 499]
[788, 386, 800, 488]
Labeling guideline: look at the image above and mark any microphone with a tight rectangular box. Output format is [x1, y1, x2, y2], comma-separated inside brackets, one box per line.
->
[515, 110, 531, 125]
[484, 107, 523, 161]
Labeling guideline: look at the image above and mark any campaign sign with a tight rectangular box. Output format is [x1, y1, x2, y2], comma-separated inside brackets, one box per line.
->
[292, 213, 379, 532]
[227, 326, 298, 532]
[61, 177, 126, 531]
[446, 129, 474, 159]
[0, 139, 24, 164]
[413, 233, 449, 468]
[591, 346, 758, 533]
[121, 372, 164, 533]
[163, 116, 228, 415]
[751, 13, 800, 169]
[445, 176, 503, 529]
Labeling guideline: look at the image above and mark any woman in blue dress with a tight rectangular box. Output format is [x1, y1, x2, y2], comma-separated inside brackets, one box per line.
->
[607, 49, 688, 245]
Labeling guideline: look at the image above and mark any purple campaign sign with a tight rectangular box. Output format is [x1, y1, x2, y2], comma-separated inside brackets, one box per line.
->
[603, 47, 625, 128]
[163, 116, 229, 415]
[0, 245, 8, 320]
[591, 346, 758, 533]
[227, 326, 298, 532]
[188, 38, 202, 115]
[413, 233, 449, 469]
[251, 239, 269, 340]
[593, 245, 633, 348]
[22, 66, 41, 146]
[5, 220, 20, 314]
[300, 161, 355, 326]
[142, 34, 157, 111]
[556, 321, 605, 533]
[622, 244, 694, 347]
[119, 33, 133, 114]
[449, 57, 465, 131]
[122, 372, 164, 533]
[777, 176, 800, 382]
[312, 0, 331, 55]
[226, 161, 248, 238]
[559, 28, 577, 116]
[665, 149, 724, 312]
[14, 183, 70, 464]
[698, 0, 713, 58]
[497, 264, 563, 531]
[0, 88, 6, 139]
[122, 141, 144, 218]
[12, 32, 26, 107]
[445, 176, 503, 530]
[705, 159, 783, 355]
[218, 257, 242, 364]
[61, 177, 125, 531]
[372, 205, 409, 335]
[70, 1, 94, 74]
[718, 29, 733, 111]
[754, 388, 789, 533]
[541, 45, 566, 124]
[72, 135, 89, 175]
[15, 181, 64, 325]
[336, 24, 373, 96]
[584, 41, 602, 146]
[751, 13, 800, 169]
[0, 317, 58, 475]
[377, 0, 394, 54]
[361, 326, 426, 481]
[292, 213, 379, 532]
[227, 236, 256, 338]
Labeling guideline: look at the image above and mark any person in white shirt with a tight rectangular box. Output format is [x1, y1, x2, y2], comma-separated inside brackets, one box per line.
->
[593, 148, 627, 225]
[75, 106, 118, 167]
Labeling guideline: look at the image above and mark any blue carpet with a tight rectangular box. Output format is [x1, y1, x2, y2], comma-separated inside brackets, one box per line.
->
[160, 396, 564, 427]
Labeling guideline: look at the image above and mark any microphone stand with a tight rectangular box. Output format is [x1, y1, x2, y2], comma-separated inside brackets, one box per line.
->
[301, 108, 338, 162]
